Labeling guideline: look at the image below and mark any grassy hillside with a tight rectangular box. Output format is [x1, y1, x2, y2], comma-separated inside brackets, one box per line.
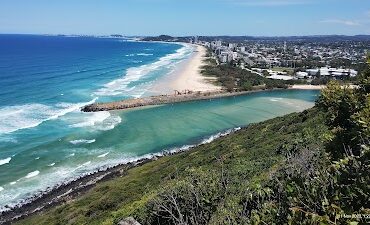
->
[15, 58, 370, 225]
[16, 108, 328, 225]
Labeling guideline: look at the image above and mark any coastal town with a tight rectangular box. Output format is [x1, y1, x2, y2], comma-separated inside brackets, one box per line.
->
[145, 35, 368, 83]
[194, 36, 368, 82]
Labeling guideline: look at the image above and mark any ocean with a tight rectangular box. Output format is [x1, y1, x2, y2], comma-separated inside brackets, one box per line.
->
[0, 34, 319, 211]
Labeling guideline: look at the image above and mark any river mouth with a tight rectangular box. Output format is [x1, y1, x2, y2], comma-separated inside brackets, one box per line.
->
[0, 89, 319, 213]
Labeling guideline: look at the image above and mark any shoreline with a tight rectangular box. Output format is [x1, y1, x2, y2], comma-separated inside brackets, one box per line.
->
[0, 127, 241, 224]
[0, 38, 326, 223]
[2, 88, 322, 224]
[81, 86, 323, 112]
[148, 44, 221, 95]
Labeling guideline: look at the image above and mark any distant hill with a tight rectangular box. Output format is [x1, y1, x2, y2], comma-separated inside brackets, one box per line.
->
[141, 34, 370, 43]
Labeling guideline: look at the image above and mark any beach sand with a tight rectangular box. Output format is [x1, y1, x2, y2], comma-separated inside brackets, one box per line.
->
[148, 44, 221, 95]
[290, 84, 326, 90]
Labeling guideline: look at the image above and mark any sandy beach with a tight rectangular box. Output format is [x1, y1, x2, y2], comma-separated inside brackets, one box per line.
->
[149, 44, 221, 95]
[290, 84, 326, 90]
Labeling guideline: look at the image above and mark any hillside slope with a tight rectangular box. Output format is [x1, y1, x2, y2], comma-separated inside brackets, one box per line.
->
[16, 108, 328, 225]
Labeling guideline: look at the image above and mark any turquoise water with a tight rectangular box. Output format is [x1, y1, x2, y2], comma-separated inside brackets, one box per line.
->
[0, 89, 318, 209]
[0, 34, 319, 210]
[0, 34, 193, 209]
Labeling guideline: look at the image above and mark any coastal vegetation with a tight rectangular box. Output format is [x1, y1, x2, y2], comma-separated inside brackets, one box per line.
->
[16, 57, 370, 224]
[16, 107, 327, 225]
[200, 57, 289, 92]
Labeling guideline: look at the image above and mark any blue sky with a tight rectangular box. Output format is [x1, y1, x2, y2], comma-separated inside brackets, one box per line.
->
[0, 0, 369, 36]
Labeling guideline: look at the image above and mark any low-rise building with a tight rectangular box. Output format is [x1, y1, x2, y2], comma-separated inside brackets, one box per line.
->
[267, 74, 294, 80]
[296, 71, 309, 79]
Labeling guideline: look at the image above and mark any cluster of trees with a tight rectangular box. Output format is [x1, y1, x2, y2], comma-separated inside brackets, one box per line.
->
[201, 63, 289, 92]
[284, 57, 370, 223]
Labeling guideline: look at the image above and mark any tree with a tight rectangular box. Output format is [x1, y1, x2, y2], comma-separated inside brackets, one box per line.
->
[317, 55, 370, 158]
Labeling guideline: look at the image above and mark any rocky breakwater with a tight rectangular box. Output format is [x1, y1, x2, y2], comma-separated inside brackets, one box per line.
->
[81, 90, 259, 112]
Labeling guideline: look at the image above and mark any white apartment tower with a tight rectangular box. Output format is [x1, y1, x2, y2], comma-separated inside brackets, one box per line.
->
[283, 41, 287, 53]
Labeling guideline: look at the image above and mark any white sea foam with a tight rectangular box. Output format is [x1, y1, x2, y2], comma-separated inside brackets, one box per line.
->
[70, 139, 96, 145]
[95, 43, 193, 97]
[0, 157, 11, 166]
[270, 98, 283, 102]
[76, 161, 91, 170]
[48, 163, 56, 167]
[201, 127, 241, 144]
[0, 98, 98, 134]
[0, 126, 241, 213]
[95, 115, 122, 131]
[163, 127, 242, 154]
[10, 182, 17, 185]
[97, 152, 109, 158]
[136, 53, 153, 56]
[69, 111, 122, 131]
[0, 187, 3, 192]
[70, 111, 110, 128]
[25, 170, 40, 179]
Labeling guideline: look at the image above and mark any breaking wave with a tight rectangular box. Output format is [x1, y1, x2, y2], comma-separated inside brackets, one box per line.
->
[97, 152, 109, 158]
[25, 171, 40, 179]
[70, 139, 96, 145]
[0, 98, 98, 134]
[0, 126, 242, 213]
[94, 43, 193, 97]
[69, 111, 121, 131]
[0, 157, 11, 166]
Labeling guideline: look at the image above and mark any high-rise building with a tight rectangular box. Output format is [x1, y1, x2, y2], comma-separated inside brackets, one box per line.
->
[283, 41, 287, 53]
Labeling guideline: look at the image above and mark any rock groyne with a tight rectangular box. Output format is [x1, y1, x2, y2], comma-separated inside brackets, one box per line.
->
[81, 90, 269, 112]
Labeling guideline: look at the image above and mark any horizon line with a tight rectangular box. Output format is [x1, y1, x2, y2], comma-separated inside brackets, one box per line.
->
[1, 33, 370, 38]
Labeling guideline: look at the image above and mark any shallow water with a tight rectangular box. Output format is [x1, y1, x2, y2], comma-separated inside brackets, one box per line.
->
[0, 89, 318, 210]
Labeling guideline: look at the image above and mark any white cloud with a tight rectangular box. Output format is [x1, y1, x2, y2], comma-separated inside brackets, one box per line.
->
[225, 0, 311, 6]
[320, 19, 361, 26]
